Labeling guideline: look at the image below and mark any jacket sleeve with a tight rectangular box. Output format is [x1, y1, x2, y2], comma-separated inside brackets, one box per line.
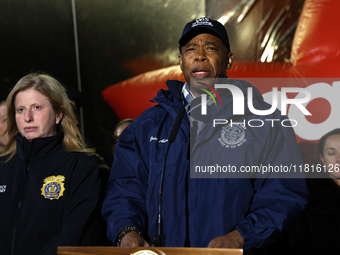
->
[102, 126, 149, 244]
[40, 155, 102, 255]
[234, 120, 308, 249]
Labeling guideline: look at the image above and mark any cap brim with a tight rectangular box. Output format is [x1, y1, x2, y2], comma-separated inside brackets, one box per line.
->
[179, 27, 223, 47]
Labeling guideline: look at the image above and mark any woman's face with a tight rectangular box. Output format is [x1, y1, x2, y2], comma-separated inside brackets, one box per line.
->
[14, 88, 62, 141]
[320, 134, 340, 179]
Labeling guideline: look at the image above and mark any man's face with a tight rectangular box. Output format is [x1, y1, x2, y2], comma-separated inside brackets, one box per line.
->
[179, 33, 233, 97]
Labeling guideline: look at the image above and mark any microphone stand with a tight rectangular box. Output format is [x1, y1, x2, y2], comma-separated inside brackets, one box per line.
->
[149, 142, 170, 247]
[149, 107, 185, 247]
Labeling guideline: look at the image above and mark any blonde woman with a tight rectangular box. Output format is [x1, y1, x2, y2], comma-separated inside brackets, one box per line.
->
[0, 73, 104, 255]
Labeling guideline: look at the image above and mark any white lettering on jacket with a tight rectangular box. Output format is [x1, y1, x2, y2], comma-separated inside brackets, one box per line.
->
[158, 139, 168, 143]
[150, 136, 158, 142]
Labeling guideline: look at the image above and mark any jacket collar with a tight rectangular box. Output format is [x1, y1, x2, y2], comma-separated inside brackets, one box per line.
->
[152, 80, 186, 116]
[16, 132, 64, 162]
[152, 80, 190, 135]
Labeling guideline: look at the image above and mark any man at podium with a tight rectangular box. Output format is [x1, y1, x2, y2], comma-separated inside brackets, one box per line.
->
[102, 17, 307, 250]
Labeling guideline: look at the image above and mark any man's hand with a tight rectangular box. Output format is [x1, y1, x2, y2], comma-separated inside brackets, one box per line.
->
[207, 230, 244, 248]
[120, 231, 149, 248]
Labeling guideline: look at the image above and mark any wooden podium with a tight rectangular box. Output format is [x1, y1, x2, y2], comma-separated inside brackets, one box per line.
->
[58, 247, 243, 255]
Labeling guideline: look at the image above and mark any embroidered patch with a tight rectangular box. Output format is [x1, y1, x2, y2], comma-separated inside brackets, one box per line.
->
[218, 124, 247, 148]
[41, 175, 65, 200]
[192, 17, 213, 27]
[0, 185, 6, 193]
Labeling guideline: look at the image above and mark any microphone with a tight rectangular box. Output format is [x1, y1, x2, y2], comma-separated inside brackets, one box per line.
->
[149, 107, 186, 247]
[168, 107, 186, 143]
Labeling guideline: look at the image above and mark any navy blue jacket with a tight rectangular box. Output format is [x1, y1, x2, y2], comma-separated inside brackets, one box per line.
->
[102, 79, 307, 248]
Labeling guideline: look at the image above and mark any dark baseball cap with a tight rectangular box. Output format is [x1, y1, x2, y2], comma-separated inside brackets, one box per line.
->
[179, 17, 230, 53]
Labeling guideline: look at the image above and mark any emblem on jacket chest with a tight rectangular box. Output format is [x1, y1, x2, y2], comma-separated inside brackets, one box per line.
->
[41, 175, 65, 200]
[0, 185, 6, 193]
[218, 124, 247, 148]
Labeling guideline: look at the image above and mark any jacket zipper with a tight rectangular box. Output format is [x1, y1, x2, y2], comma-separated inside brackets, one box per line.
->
[11, 162, 29, 255]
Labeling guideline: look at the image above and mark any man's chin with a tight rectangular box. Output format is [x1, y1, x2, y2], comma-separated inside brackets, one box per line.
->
[191, 86, 205, 95]
[189, 77, 219, 88]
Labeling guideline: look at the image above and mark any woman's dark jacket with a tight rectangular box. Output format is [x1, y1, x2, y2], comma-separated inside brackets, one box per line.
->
[289, 178, 340, 255]
[0, 133, 103, 255]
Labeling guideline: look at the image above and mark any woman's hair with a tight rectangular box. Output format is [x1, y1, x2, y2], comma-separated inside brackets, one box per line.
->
[314, 128, 340, 165]
[2, 73, 95, 159]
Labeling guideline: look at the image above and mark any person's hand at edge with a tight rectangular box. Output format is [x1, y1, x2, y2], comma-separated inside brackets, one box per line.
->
[207, 229, 244, 248]
[120, 231, 149, 247]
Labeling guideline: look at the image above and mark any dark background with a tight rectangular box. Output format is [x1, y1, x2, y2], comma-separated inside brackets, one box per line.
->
[0, 0, 304, 166]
